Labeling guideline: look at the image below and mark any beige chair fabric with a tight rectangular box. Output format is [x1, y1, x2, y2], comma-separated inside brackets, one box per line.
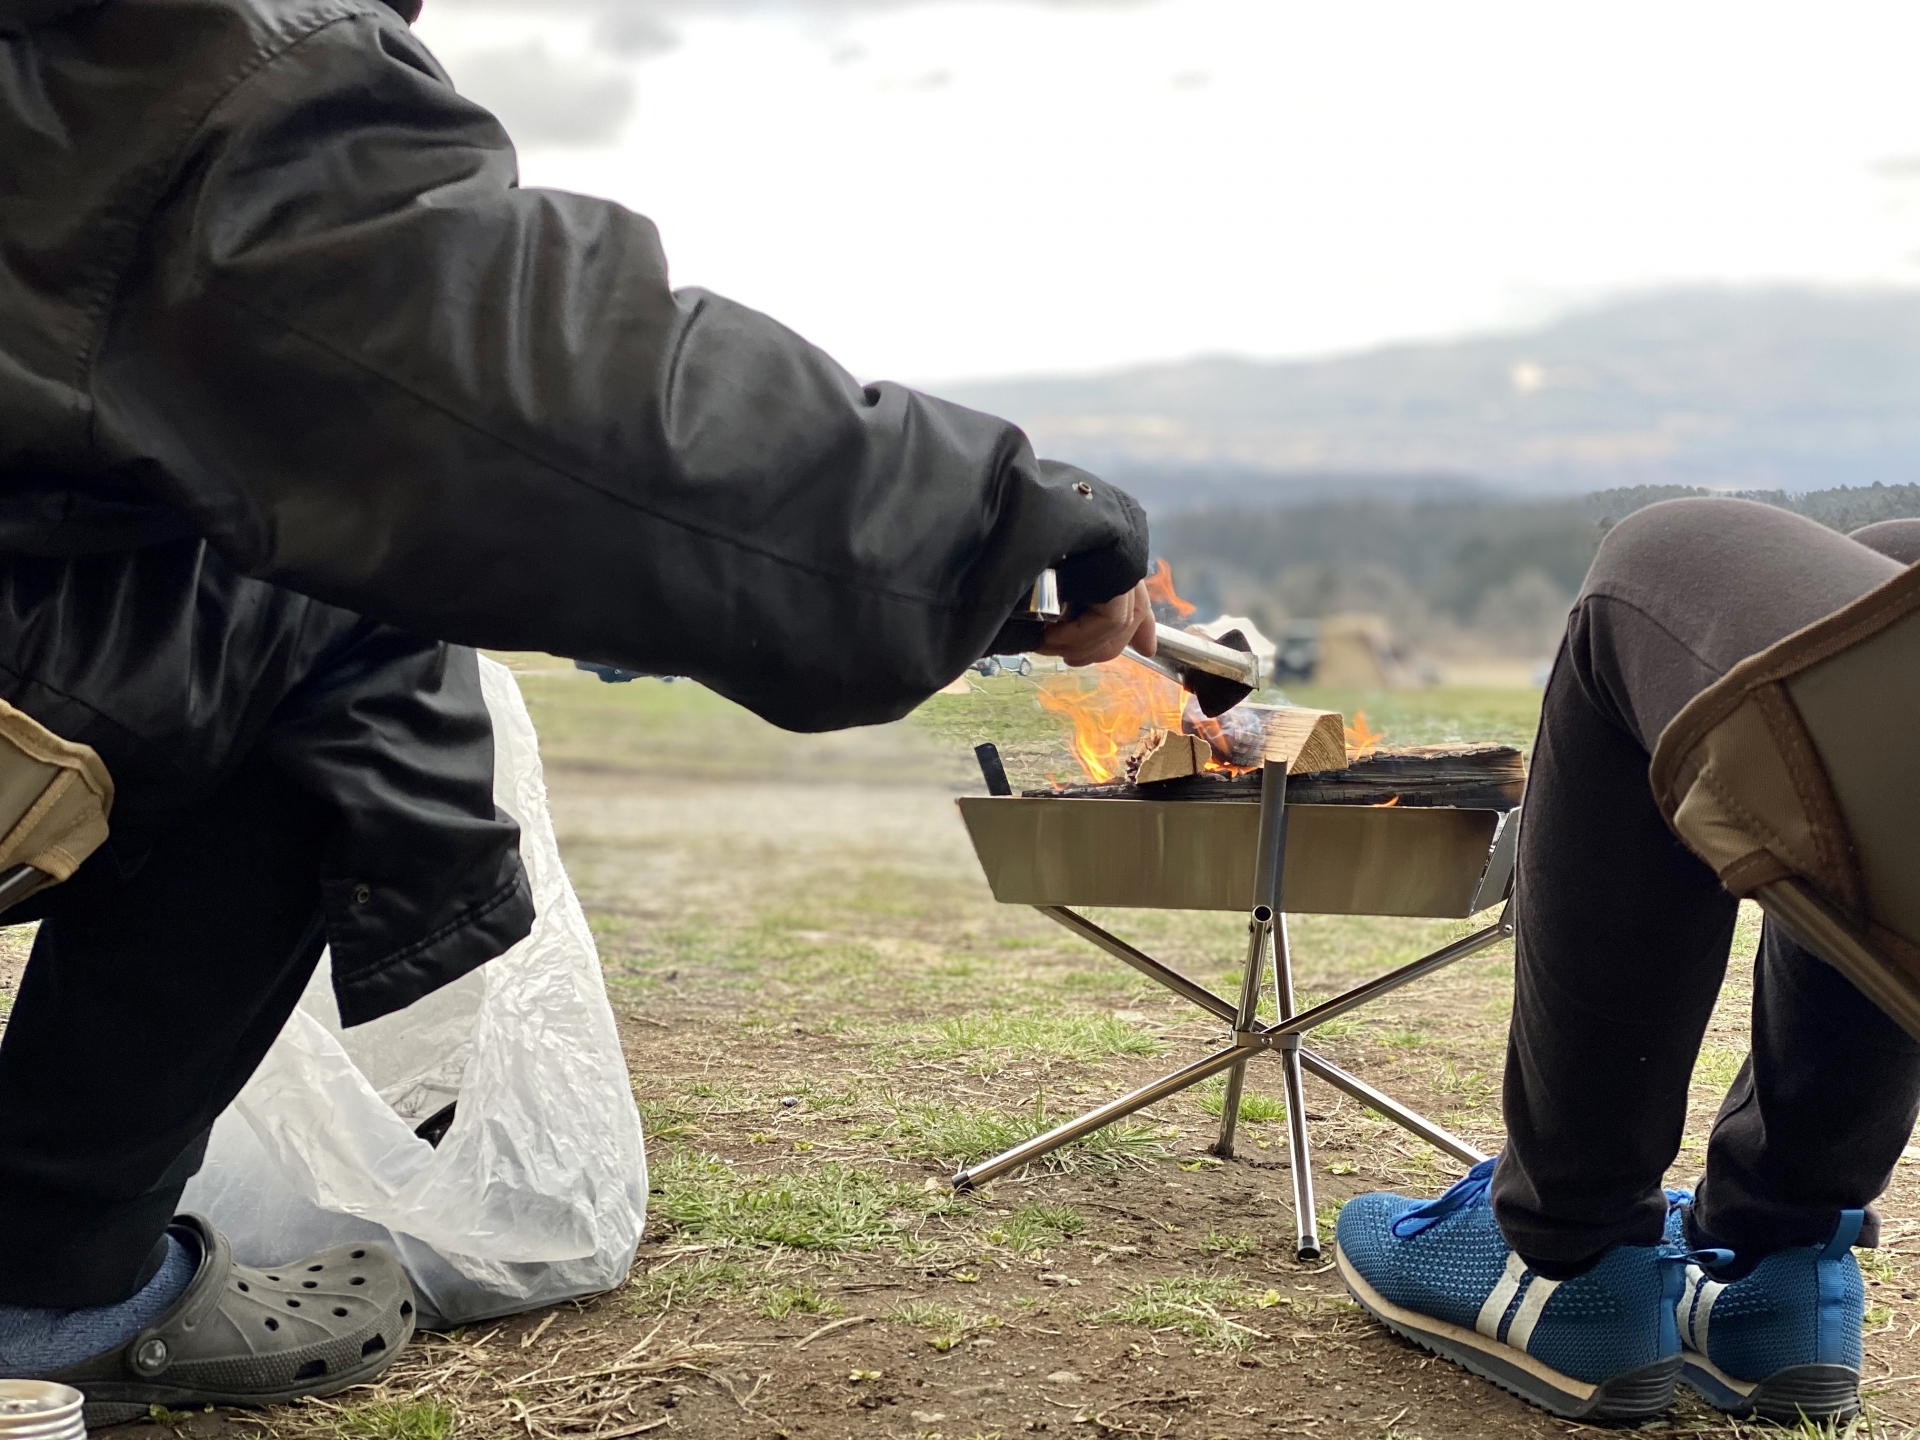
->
[1650, 562, 1920, 1037]
[0, 698, 113, 910]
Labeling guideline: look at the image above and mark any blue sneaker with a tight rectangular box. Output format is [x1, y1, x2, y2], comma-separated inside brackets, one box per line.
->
[1335, 1159, 1683, 1421]
[1666, 1202, 1864, 1424]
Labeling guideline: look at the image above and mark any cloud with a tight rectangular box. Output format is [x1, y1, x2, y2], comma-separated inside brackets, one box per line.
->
[453, 42, 636, 146]
[434, 0, 1159, 148]
[593, 9, 679, 56]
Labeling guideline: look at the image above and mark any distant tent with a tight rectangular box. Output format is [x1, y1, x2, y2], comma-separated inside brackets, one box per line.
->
[1314, 613, 1424, 689]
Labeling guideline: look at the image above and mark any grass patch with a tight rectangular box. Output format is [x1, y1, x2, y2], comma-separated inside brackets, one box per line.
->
[1293, 992, 1368, 1041]
[909, 674, 1068, 750]
[650, 1151, 957, 1252]
[635, 1098, 702, 1143]
[1859, 1247, 1904, 1284]
[1691, 1042, 1747, 1093]
[330, 1400, 457, 1440]
[982, 1202, 1085, 1253]
[862, 1097, 1168, 1172]
[895, 1012, 1162, 1071]
[755, 1283, 840, 1319]
[627, 1254, 842, 1319]
[1194, 1076, 1287, 1123]
[887, 1300, 996, 1351]
[512, 666, 958, 785]
[1095, 1277, 1267, 1351]
[1435, 1060, 1494, 1109]
[624, 1255, 748, 1312]
[1199, 1228, 1262, 1258]
[650, 920, 892, 988]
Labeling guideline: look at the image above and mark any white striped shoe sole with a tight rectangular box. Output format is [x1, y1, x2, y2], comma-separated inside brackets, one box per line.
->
[1336, 1242, 1679, 1421]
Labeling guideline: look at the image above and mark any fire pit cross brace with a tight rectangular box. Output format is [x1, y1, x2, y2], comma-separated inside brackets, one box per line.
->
[949, 760, 1516, 1263]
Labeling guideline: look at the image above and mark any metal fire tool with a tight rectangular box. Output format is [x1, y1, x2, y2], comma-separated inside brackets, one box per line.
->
[1024, 567, 1263, 716]
[1026, 569, 1063, 622]
[1125, 627, 1261, 717]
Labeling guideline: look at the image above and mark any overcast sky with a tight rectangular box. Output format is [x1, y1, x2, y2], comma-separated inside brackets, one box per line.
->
[415, 0, 1920, 385]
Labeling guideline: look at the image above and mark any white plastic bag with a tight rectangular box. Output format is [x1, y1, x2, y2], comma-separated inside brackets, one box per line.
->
[180, 658, 647, 1327]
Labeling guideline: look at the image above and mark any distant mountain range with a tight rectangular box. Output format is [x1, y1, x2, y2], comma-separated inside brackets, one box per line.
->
[942, 287, 1920, 507]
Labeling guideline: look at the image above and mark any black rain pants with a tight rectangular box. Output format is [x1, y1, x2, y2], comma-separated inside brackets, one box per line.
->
[0, 540, 525, 1309]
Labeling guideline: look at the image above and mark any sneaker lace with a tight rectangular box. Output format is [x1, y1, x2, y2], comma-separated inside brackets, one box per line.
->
[1389, 1157, 1498, 1238]
[1659, 1240, 1735, 1282]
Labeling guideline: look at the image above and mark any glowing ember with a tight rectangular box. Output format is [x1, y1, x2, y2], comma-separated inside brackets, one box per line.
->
[1144, 558, 1196, 619]
[1346, 710, 1386, 758]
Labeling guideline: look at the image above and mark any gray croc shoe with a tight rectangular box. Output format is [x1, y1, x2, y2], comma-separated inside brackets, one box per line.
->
[51, 1215, 417, 1425]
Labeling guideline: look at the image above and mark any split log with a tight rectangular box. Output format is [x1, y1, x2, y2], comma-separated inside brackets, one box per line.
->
[1254, 706, 1346, 773]
[1189, 701, 1347, 774]
[1133, 729, 1211, 785]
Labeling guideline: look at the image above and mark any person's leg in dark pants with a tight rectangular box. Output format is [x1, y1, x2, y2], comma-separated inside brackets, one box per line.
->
[1494, 500, 1920, 1267]
[1334, 499, 1920, 1420]
[0, 755, 332, 1308]
[0, 538, 524, 1323]
[1848, 519, 1920, 566]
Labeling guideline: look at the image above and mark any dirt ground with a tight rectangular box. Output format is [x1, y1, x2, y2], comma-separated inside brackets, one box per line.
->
[13, 666, 1920, 1439]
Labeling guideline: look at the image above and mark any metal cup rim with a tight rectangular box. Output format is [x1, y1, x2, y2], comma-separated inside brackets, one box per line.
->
[0, 1420, 87, 1440]
[0, 1382, 85, 1408]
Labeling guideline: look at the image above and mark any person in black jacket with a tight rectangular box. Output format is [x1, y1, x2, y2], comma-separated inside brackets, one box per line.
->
[0, 0, 1153, 1411]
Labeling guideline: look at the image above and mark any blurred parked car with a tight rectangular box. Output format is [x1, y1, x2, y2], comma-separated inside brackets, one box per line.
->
[970, 654, 1034, 678]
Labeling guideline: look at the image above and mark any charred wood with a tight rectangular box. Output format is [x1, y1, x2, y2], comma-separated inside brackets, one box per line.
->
[1030, 743, 1524, 810]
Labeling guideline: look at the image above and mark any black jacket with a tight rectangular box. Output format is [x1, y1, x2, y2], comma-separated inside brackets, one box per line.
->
[0, 0, 1147, 1018]
[0, 0, 1148, 732]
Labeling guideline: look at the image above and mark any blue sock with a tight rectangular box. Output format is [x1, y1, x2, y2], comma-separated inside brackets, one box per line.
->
[0, 1232, 198, 1377]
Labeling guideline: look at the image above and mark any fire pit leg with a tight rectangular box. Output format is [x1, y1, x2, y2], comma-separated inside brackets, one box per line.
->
[1212, 908, 1274, 1160]
[1214, 760, 1293, 1159]
[1279, 1032, 1321, 1260]
[1266, 906, 1323, 1259]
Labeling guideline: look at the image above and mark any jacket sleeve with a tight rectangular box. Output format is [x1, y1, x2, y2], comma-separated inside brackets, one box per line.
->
[93, 5, 1147, 732]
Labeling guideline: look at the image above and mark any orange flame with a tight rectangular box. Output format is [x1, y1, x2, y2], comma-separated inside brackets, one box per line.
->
[1036, 659, 1251, 784]
[1345, 710, 1385, 759]
[1034, 560, 1265, 784]
[1144, 558, 1196, 619]
[1036, 660, 1186, 783]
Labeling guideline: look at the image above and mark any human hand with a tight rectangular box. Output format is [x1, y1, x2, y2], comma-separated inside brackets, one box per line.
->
[1035, 580, 1157, 667]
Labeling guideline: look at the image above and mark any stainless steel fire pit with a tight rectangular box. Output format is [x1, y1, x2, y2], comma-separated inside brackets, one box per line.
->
[951, 759, 1519, 1261]
[961, 795, 1506, 915]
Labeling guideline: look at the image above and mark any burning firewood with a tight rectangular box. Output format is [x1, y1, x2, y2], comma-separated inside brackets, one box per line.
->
[1132, 729, 1211, 785]
[1190, 702, 1347, 774]
[1033, 648, 1345, 786]
[1039, 742, 1526, 810]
